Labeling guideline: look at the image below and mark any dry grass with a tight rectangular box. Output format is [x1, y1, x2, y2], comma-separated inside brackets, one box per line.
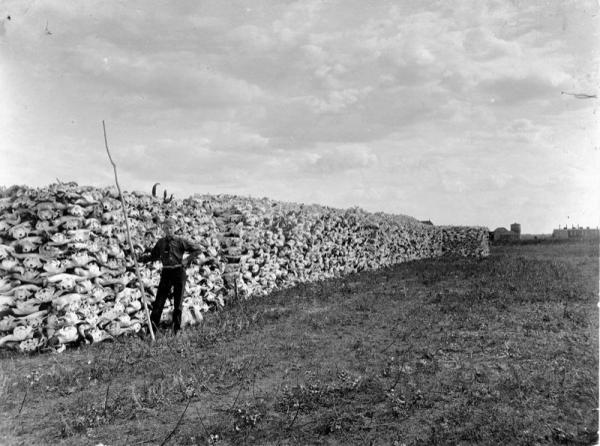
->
[0, 241, 597, 445]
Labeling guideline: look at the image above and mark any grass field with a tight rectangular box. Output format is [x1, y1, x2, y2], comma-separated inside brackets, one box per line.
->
[0, 241, 598, 445]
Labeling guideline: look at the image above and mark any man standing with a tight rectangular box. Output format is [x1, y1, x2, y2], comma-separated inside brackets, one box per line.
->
[139, 217, 202, 334]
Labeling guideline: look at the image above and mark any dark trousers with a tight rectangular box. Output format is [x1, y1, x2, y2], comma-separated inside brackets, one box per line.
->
[150, 267, 186, 332]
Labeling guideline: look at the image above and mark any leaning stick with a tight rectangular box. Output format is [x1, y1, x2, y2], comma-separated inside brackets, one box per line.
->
[102, 120, 155, 342]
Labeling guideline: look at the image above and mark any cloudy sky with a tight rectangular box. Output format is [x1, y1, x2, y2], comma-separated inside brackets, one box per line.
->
[1, 0, 598, 233]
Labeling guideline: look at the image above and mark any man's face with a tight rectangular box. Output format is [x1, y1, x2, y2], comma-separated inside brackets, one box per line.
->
[163, 222, 175, 237]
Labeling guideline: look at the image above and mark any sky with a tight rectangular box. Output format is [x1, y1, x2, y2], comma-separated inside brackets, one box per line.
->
[0, 0, 598, 233]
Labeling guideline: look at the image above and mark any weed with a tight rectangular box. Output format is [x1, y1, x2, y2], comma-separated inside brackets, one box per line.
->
[230, 399, 267, 432]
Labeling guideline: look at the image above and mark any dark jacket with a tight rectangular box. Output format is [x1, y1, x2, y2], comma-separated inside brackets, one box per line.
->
[140, 236, 202, 268]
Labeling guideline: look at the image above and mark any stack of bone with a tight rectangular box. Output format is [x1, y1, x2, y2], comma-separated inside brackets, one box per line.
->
[213, 206, 246, 296]
[0, 183, 489, 352]
[440, 225, 491, 258]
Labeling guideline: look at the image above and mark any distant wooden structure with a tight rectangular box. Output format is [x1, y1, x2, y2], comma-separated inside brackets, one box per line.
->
[552, 226, 599, 240]
[492, 222, 521, 242]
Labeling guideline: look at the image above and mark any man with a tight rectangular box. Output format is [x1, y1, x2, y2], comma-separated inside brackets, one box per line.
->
[139, 217, 202, 334]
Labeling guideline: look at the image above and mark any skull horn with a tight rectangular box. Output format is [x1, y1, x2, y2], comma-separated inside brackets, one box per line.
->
[152, 183, 160, 198]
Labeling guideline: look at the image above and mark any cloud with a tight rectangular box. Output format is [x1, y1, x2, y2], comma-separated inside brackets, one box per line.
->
[478, 74, 568, 105]
[199, 122, 270, 153]
[299, 87, 373, 114]
[502, 118, 544, 143]
[303, 144, 378, 174]
[227, 24, 276, 52]
[463, 28, 521, 61]
[69, 40, 265, 109]
[0, 0, 597, 233]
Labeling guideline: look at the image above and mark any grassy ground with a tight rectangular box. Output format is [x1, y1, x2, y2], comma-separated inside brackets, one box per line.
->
[0, 241, 598, 445]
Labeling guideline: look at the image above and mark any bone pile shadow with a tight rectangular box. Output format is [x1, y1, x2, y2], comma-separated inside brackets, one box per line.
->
[0, 183, 490, 352]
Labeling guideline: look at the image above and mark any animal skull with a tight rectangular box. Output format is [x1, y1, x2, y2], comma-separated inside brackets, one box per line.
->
[62, 311, 80, 326]
[54, 326, 78, 344]
[86, 241, 101, 253]
[18, 337, 43, 353]
[75, 279, 93, 294]
[68, 205, 86, 217]
[57, 276, 77, 292]
[95, 250, 109, 264]
[116, 287, 140, 304]
[62, 218, 81, 231]
[71, 252, 92, 267]
[35, 220, 55, 232]
[11, 196, 35, 209]
[100, 224, 114, 237]
[35, 287, 57, 302]
[0, 221, 12, 233]
[43, 259, 66, 274]
[86, 263, 102, 276]
[50, 233, 69, 245]
[13, 287, 35, 301]
[68, 229, 91, 242]
[0, 244, 13, 260]
[9, 225, 29, 240]
[37, 208, 55, 220]
[22, 255, 43, 270]
[18, 270, 41, 283]
[85, 218, 102, 232]
[91, 286, 111, 302]
[0, 258, 19, 272]
[76, 192, 98, 205]
[3, 212, 21, 225]
[0, 197, 13, 211]
[39, 244, 61, 259]
[18, 240, 38, 253]
[0, 315, 17, 332]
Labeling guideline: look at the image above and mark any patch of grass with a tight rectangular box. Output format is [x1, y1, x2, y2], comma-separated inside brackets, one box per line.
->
[0, 241, 597, 445]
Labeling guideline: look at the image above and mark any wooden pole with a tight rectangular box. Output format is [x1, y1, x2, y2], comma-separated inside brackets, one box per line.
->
[102, 121, 155, 342]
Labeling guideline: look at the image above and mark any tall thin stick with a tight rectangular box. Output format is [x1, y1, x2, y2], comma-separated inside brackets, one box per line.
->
[102, 120, 155, 342]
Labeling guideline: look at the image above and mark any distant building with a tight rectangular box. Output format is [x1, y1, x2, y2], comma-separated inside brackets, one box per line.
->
[420, 220, 434, 226]
[492, 223, 521, 242]
[552, 226, 599, 240]
[510, 223, 521, 236]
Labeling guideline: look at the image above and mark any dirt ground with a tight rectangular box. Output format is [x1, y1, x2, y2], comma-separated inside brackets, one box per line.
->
[0, 241, 598, 445]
